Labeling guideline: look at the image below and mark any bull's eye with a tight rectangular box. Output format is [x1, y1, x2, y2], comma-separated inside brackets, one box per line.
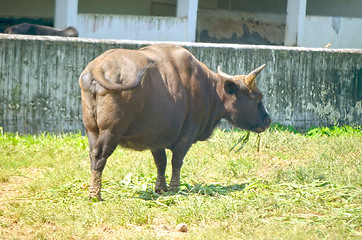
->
[255, 94, 262, 103]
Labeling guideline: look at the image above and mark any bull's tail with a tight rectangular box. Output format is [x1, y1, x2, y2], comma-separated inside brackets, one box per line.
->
[92, 63, 155, 91]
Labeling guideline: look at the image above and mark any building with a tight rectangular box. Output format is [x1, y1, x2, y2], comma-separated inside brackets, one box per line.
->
[1, 0, 361, 48]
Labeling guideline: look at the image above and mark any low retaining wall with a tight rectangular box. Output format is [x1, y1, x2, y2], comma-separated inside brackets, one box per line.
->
[0, 34, 361, 133]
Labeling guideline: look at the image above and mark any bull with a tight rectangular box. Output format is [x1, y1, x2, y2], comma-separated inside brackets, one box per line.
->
[79, 44, 270, 201]
[5, 23, 78, 37]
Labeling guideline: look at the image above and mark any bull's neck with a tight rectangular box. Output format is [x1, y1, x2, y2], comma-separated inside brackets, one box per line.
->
[196, 69, 228, 141]
[210, 71, 229, 120]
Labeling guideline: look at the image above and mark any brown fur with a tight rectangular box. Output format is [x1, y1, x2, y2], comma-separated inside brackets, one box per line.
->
[79, 44, 270, 200]
[5, 23, 78, 37]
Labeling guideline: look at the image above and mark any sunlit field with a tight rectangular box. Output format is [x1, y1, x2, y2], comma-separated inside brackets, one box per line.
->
[0, 125, 361, 239]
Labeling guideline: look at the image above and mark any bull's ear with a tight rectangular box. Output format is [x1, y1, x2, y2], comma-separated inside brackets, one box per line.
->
[224, 80, 239, 95]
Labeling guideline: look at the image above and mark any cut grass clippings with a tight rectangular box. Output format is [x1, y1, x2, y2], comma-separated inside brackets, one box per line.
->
[0, 124, 361, 239]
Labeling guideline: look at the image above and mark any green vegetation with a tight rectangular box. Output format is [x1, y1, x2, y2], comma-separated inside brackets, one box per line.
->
[0, 125, 361, 239]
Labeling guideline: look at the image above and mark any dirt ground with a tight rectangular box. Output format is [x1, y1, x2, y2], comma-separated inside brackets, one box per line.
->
[0, 170, 189, 239]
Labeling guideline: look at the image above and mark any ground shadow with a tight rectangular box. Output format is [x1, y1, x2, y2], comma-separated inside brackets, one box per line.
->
[136, 183, 248, 201]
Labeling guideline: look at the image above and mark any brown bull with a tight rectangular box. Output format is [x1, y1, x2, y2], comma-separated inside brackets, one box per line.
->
[79, 44, 270, 201]
[5, 23, 78, 37]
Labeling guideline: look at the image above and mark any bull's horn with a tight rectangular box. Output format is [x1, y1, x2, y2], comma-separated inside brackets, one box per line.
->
[217, 65, 233, 79]
[245, 64, 266, 89]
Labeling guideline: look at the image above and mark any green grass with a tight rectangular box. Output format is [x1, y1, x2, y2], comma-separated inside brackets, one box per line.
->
[0, 125, 361, 239]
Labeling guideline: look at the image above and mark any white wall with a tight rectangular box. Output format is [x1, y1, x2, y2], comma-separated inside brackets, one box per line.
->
[77, 14, 188, 41]
[302, 16, 362, 48]
[306, 0, 362, 18]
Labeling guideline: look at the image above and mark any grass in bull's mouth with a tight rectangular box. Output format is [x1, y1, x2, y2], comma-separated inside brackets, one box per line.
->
[0, 124, 361, 239]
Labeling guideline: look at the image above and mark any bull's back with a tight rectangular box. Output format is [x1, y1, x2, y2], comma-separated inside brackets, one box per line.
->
[80, 44, 209, 150]
[122, 45, 196, 149]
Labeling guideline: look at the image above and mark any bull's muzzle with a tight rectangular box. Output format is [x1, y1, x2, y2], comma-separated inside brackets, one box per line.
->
[255, 115, 271, 133]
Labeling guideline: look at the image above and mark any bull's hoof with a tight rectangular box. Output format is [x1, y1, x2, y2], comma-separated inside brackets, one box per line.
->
[89, 187, 103, 202]
[89, 192, 103, 202]
[155, 185, 168, 194]
[169, 179, 180, 192]
[168, 185, 180, 193]
[89, 196, 103, 202]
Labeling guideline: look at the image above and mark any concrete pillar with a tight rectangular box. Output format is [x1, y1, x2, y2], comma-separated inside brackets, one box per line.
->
[284, 0, 307, 46]
[54, 0, 79, 29]
[177, 0, 199, 42]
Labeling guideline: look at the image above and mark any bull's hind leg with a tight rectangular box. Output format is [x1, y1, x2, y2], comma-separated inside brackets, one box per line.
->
[89, 130, 123, 201]
[86, 130, 98, 153]
[151, 149, 168, 193]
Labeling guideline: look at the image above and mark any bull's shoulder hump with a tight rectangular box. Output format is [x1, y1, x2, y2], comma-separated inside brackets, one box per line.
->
[140, 44, 190, 57]
[140, 43, 183, 51]
[97, 48, 149, 61]
[141, 44, 197, 66]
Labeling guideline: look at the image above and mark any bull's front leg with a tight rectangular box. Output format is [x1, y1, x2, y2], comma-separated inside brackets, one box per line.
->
[151, 149, 168, 193]
[169, 153, 185, 192]
[169, 135, 194, 192]
[169, 123, 199, 192]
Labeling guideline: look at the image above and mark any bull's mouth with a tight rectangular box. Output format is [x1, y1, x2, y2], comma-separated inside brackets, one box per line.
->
[251, 126, 269, 133]
[251, 117, 271, 133]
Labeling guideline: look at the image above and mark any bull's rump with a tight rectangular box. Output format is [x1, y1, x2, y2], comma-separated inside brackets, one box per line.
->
[80, 44, 206, 151]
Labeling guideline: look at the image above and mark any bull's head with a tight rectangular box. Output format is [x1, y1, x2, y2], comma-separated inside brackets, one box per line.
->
[218, 64, 271, 133]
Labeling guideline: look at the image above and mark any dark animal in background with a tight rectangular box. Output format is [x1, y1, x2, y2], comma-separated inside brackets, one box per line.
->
[5, 23, 78, 37]
[79, 44, 271, 201]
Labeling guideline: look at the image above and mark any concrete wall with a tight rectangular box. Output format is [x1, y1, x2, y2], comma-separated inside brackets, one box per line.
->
[302, 16, 362, 49]
[197, 0, 287, 45]
[197, 9, 285, 45]
[77, 14, 188, 41]
[57, 0, 197, 42]
[0, 34, 361, 134]
[197, 0, 362, 49]
[1, 0, 361, 49]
